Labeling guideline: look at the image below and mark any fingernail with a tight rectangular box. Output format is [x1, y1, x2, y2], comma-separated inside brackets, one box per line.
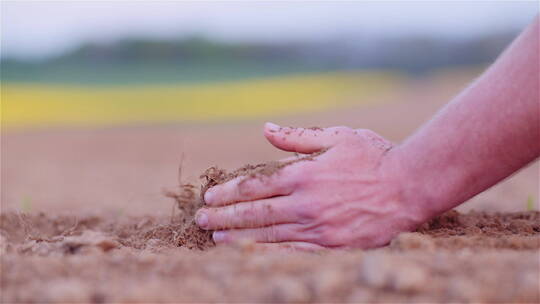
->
[213, 231, 226, 243]
[204, 190, 214, 205]
[266, 122, 280, 133]
[195, 211, 208, 228]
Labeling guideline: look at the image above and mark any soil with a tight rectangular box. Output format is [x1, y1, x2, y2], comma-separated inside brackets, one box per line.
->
[1, 161, 539, 303]
[199, 149, 327, 197]
[1, 209, 539, 303]
[2, 148, 539, 304]
[162, 183, 214, 250]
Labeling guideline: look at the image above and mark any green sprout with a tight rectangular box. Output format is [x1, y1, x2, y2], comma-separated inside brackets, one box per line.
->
[21, 196, 33, 213]
[526, 195, 536, 211]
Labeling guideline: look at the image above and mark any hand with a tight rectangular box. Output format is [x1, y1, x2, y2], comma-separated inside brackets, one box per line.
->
[195, 123, 428, 250]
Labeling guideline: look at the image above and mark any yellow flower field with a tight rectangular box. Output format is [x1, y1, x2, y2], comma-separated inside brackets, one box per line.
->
[1, 72, 402, 128]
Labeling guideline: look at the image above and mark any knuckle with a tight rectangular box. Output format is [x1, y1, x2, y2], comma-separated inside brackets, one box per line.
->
[329, 126, 353, 136]
[297, 221, 332, 244]
[261, 202, 277, 217]
[318, 231, 334, 245]
[333, 125, 350, 131]
[240, 202, 275, 227]
[294, 223, 320, 242]
[329, 126, 357, 142]
[205, 211, 222, 229]
[318, 228, 348, 246]
[355, 128, 372, 136]
[355, 128, 380, 140]
[263, 226, 280, 242]
[269, 178, 288, 193]
[238, 204, 256, 219]
[355, 129, 393, 150]
[293, 202, 319, 222]
[279, 168, 303, 189]
[288, 163, 317, 183]
[357, 129, 380, 142]
[237, 179, 257, 198]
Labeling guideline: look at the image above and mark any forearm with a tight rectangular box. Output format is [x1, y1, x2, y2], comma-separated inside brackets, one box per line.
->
[389, 17, 539, 217]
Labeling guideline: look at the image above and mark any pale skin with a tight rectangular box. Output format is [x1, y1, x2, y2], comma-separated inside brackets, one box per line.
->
[195, 17, 539, 251]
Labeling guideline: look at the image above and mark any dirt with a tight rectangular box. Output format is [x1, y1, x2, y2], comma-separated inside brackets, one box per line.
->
[1, 162, 539, 304]
[162, 183, 214, 250]
[2, 209, 538, 253]
[199, 149, 327, 196]
[1, 162, 539, 303]
[1, 209, 539, 303]
[2, 158, 539, 304]
[1, 143, 538, 304]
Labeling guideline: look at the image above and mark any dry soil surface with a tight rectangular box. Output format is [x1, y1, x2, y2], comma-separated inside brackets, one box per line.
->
[1, 209, 539, 303]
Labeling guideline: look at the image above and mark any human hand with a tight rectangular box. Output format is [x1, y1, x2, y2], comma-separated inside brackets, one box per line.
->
[195, 123, 428, 250]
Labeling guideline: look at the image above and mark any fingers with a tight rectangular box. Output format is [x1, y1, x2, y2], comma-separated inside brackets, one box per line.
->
[212, 223, 306, 244]
[264, 122, 350, 153]
[196, 197, 296, 230]
[204, 171, 294, 207]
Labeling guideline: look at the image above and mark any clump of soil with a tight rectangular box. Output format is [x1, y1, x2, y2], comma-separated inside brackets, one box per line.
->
[162, 184, 213, 250]
[199, 149, 327, 196]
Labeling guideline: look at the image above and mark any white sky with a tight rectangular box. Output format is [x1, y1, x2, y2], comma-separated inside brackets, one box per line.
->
[1, 1, 538, 59]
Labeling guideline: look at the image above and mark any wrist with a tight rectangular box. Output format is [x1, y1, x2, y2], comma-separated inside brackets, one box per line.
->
[380, 145, 456, 223]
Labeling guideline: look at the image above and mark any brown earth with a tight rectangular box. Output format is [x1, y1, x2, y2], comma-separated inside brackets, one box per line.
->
[2, 160, 539, 303]
[199, 148, 327, 195]
[1, 209, 539, 303]
[1, 69, 539, 303]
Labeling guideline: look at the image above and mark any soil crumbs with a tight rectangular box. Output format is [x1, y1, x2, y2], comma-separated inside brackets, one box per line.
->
[1, 160, 539, 303]
[1, 210, 539, 303]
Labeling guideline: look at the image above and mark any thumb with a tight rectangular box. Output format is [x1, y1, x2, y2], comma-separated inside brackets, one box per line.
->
[263, 122, 343, 153]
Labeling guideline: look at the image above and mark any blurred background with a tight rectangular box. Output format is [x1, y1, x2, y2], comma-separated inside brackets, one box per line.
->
[1, 1, 538, 215]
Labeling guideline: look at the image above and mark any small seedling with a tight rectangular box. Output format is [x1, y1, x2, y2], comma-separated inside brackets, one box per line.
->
[21, 196, 33, 213]
[526, 195, 536, 211]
